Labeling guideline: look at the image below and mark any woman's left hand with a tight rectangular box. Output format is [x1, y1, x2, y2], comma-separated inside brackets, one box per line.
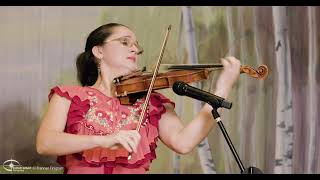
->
[214, 56, 241, 99]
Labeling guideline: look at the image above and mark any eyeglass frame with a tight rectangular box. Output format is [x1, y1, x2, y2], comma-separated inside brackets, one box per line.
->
[103, 36, 144, 55]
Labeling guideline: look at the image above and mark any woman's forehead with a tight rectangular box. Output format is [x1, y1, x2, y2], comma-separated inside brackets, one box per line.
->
[109, 26, 136, 40]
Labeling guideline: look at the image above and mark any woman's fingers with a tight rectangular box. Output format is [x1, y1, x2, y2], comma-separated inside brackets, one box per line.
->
[114, 130, 141, 153]
[116, 136, 133, 153]
[224, 56, 241, 69]
[221, 58, 230, 68]
[214, 56, 241, 98]
[128, 130, 141, 149]
[123, 134, 138, 153]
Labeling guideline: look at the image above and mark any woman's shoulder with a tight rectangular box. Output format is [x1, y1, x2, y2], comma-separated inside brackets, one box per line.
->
[49, 84, 90, 101]
[150, 91, 176, 108]
[52, 84, 84, 92]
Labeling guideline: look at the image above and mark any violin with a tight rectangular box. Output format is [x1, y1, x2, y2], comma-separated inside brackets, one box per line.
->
[112, 64, 268, 105]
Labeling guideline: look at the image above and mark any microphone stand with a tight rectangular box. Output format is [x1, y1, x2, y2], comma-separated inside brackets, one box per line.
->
[210, 105, 263, 174]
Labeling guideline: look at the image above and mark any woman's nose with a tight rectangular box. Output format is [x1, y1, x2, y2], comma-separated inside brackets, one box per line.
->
[130, 45, 139, 54]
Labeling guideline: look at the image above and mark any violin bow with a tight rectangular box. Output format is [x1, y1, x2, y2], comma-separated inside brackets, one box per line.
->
[127, 25, 172, 160]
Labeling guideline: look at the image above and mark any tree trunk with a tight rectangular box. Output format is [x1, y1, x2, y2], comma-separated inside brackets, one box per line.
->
[272, 6, 293, 174]
[181, 6, 216, 174]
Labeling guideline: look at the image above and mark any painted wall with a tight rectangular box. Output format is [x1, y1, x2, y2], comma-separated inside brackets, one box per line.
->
[0, 6, 319, 174]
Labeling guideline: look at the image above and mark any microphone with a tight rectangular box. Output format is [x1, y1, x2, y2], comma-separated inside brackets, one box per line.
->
[172, 81, 232, 109]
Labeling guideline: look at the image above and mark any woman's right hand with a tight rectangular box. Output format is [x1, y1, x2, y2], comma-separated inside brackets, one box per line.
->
[99, 130, 141, 153]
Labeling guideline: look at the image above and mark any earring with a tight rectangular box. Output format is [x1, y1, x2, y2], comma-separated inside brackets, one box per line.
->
[97, 59, 101, 73]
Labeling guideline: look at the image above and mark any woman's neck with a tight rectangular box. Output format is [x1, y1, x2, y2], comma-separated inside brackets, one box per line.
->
[91, 66, 133, 97]
[92, 76, 114, 97]
[91, 68, 120, 97]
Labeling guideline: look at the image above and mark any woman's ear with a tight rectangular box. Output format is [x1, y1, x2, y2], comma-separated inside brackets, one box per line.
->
[92, 46, 103, 60]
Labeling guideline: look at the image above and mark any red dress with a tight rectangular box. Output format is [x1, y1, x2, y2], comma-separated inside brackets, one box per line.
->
[48, 85, 175, 174]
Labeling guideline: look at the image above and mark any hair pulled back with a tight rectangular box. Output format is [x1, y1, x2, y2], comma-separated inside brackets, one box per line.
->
[76, 23, 128, 86]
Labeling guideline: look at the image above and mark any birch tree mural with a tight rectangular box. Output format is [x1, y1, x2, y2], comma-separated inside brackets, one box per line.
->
[0, 6, 320, 174]
[181, 6, 216, 174]
[272, 6, 293, 174]
[306, 6, 318, 174]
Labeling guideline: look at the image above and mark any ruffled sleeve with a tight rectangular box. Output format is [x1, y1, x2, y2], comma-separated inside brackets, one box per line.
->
[48, 86, 90, 134]
[49, 86, 88, 101]
[148, 92, 175, 128]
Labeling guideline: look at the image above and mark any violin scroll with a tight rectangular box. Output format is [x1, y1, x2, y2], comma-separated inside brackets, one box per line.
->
[240, 65, 268, 80]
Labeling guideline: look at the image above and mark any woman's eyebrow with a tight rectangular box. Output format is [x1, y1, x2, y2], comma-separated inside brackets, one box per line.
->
[123, 35, 139, 43]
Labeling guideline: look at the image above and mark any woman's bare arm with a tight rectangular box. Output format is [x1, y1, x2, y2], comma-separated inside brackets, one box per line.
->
[36, 93, 141, 156]
[158, 99, 219, 154]
[36, 94, 114, 156]
[158, 57, 240, 154]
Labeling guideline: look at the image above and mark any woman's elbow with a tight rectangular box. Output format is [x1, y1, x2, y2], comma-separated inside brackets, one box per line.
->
[36, 145, 45, 155]
[36, 139, 46, 155]
[36, 133, 50, 155]
[166, 134, 194, 155]
[173, 143, 194, 155]
[36, 142, 45, 155]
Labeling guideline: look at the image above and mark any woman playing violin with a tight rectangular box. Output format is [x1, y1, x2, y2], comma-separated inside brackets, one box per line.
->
[36, 23, 241, 174]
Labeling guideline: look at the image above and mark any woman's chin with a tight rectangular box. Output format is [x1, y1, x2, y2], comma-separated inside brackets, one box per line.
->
[127, 66, 139, 73]
[118, 67, 138, 76]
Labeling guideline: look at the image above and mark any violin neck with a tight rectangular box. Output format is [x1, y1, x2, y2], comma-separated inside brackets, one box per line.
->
[161, 64, 223, 70]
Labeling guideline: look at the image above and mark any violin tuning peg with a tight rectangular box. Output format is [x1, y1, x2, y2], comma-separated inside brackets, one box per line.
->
[112, 78, 120, 84]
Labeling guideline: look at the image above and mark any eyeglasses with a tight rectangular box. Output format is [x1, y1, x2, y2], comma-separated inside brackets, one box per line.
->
[104, 36, 144, 55]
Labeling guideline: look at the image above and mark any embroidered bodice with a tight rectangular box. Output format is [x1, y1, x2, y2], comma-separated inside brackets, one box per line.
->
[48, 85, 175, 174]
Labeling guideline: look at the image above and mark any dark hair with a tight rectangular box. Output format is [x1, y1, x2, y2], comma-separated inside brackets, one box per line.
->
[76, 23, 129, 86]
